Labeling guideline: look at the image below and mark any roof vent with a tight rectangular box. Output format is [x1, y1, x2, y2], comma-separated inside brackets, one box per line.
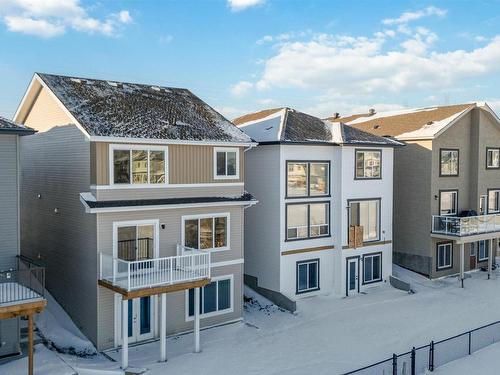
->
[332, 112, 340, 119]
[373, 124, 380, 129]
[151, 86, 161, 91]
[369, 108, 376, 115]
[70, 78, 82, 84]
[426, 121, 434, 125]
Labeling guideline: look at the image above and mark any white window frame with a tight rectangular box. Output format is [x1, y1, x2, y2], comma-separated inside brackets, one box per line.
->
[112, 219, 160, 259]
[109, 144, 169, 187]
[362, 253, 382, 284]
[181, 213, 230, 252]
[185, 274, 234, 321]
[213, 147, 240, 180]
[478, 240, 490, 262]
[437, 242, 453, 270]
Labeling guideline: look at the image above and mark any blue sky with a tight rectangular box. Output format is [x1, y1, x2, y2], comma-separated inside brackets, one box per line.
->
[1, 0, 500, 120]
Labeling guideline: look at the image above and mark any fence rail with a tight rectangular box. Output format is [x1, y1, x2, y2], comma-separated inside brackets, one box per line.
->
[343, 320, 500, 374]
[432, 213, 500, 236]
[0, 267, 45, 305]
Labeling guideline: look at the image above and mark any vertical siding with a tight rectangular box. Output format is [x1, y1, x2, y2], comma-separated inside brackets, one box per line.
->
[90, 142, 108, 185]
[22, 87, 72, 132]
[20, 125, 98, 345]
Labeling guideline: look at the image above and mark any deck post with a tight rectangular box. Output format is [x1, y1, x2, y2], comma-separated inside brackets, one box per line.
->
[194, 287, 200, 353]
[121, 298, 128, 369]
[488, 238, 494, 279]
[460, 243, 465, 288]
[160, 293, 167, 362]
[28, 313, 33, 375]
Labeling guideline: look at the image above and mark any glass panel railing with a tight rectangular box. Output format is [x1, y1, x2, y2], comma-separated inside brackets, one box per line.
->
[432, 213, 500, 236]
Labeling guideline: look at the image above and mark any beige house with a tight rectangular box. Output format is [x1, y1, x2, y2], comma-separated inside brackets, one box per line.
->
[14, 73, 256, 369]
[329, 103, 500, 280]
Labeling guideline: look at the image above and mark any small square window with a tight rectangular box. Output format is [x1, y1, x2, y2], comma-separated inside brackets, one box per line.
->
[355, 150, 381, 179]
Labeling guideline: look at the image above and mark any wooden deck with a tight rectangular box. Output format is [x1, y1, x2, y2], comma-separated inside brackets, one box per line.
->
[0, 299, 46, 320]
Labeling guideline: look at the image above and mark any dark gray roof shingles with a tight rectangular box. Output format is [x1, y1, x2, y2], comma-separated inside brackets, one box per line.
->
[0, 116, 35, 134]
[37, 73, 251, 143]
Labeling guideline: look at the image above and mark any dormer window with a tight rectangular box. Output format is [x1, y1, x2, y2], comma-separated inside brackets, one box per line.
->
[111, 145, 167, 185]
[214, 148, 239, 179]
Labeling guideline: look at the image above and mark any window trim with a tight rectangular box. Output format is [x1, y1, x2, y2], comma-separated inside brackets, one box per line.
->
[285, 160, 331, 199]
[185, 274, 234, 321]
[296, 258, 320, 294]
[181, 213, 230, 252]
[109, 144, 169, 187]
[362, 252, 383, 285]
[354, 149, 382, 180]
[436, 241, 453, 271]
[213, 147, 240, 180]
[439, 148, 459, 177]
[478, 240, 490, 262]
[347, 198, 382, 244]
[487, 188, 500, 214]
[438, 189, 459, 216]
[285, 201, 331, 242]
[486, 147, 500, 169]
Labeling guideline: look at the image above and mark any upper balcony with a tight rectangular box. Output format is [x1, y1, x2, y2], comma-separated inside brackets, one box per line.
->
[431, 213, 500, 241]
[98, 245, 211, 297]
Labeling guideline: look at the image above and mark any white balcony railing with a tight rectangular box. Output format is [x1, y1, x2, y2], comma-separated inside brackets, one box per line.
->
[99, 246, 210, 291]
[431, 213, 500, 237]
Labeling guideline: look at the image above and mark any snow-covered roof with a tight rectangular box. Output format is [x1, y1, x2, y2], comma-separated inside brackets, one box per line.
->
[0, 116, 35, 135]
[235, 108, 403, 146]
[36, 73, 252, 143]
[327, 103, 480, 140]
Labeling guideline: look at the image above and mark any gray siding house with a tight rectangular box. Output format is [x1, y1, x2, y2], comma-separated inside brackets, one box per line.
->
[14, 73, 256, 369]
[330, 103, 500, 280]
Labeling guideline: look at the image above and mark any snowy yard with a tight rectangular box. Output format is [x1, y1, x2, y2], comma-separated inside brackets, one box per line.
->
[3, 264, 500, 374]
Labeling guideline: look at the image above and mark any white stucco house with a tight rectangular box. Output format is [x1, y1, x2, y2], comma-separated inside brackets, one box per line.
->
[234, 108, 403, 309]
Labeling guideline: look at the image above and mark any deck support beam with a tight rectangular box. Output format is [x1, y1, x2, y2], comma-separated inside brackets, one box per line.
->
[160, 293, 167, 362]
[121, 298, 128, 370]
[28, 314, 33, 375]
[194, 287, 200, 353]
[488, 238, 494, 279]
[460, 243, 465, 288]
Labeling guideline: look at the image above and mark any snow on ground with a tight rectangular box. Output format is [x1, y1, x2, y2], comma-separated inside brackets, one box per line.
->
[0, 345, 75, 375]
[4, 265, 500, 374]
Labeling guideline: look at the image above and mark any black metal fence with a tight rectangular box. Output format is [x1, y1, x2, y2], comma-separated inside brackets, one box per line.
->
[343, 320, 500, 374]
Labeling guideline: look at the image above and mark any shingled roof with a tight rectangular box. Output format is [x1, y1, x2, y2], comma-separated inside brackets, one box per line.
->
[36, 73, 252, 143]
[235, 107, 403, 146]
[0, 116, 35, 135]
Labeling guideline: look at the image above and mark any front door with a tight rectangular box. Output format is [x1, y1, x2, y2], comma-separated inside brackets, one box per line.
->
[470, 243, 477, 270]
[127, 297, 154, 343]
[346, 257, 359, 296]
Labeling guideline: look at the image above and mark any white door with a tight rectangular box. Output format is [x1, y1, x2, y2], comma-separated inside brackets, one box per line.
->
[346, 257, 359, 296]
[480, 195, 487, 215]
[127, 297, 154, 343]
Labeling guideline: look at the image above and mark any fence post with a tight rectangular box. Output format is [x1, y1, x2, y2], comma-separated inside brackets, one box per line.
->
[468, 331, 472, 355]
[411, 347, 416, 375]
[429, 341, 434, 372]
[392, 353, 397, 375]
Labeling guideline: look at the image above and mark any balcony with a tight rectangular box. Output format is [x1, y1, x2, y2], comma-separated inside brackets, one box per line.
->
[431, 213, 500, 239]
[99, 245, 211, 294]
[0, 267, 45, 308]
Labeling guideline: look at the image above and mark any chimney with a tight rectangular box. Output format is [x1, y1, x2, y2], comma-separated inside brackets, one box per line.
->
[369, 108, 376, 115]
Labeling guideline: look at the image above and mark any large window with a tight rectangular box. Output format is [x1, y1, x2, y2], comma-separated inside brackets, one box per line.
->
[437, 242, 453, 270]
[286, 202, 330, 241]
[188, 276, 232, 318]
[440, 149, 459, 176]
[363, 253, 382, 284]
[439, 190, 458, 216]
[488, 189, 500, 213]
[112, 146, 167, 185]
[286, 161, 329, 197]
[348, 199, 380, 242]
[478, 240, 490, 262]
[486, 148, 500, 169]
[296, 259, 319, 294]
[183, 214, 229, 251]
[355, 150, 381, 179]
[214, 148, 239, 179]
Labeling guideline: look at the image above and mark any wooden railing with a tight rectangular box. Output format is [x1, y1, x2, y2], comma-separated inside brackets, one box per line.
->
[432, 213, 500, 236]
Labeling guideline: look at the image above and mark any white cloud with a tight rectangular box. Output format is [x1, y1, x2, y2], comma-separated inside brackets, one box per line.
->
[383, 6, 447, 25]
[230, 81, 253, 96]
[158, 35, 174, 45]
[0, 0, 132, 38]
[227, 0, 265, 12]
[217, 106, 250, 119]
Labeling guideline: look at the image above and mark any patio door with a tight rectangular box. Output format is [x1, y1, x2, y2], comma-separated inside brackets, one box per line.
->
[127, 297, 154, 343]
[117, 224, 155, 262]
[469, 243, 477, 270]
[346, 257, 359, 296]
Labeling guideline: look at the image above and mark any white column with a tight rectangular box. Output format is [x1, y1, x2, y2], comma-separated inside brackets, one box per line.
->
[160, 293, 167, 362]
[460, 243, 465, 288]
[194, 287, 200, 353]
[121, 298, 128, 369]
[488, 239, 494, 279]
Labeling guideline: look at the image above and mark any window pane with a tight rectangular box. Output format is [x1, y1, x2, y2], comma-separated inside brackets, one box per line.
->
[217, 279, 231, 310]
[357, 151, 381, 178]
[137, 225, 154, 260]
[373, 255, 381, 280]
[308, 262, 318, 289]
[214, 217, 227, 248]
[188, 289, 194, 316]
[445, 245, 452, 266]
[200, 218, 214, 249]
[298, 264, 308, 291]
[117, 226, 136, 261]
[441, 150, 458, 175]
[216, 152, 226, 176]
[489, 190, 500, 212]
[203, 282, 217, 314]
[349, 202, 360, 227]
[440, 192, 457, 215]
[310, 163, 328, 196]
[113, 150, 130, 184]
[358, 201, 379, 241]
[287, 205, 308, 239]
[150, 151, 165, 184]
[226, 152, 237, 176]
[310, 203, 328, 237]
[287, 163, 308, 196]
[185, 219, 199, 249]
[356, 152, 365, 178]
[132, 150, 148, 184]
[364, 257, 373, 282]
[438, 246, 445, 268]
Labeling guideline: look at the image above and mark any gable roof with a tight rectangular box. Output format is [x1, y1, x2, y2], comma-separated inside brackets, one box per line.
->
[327, 104, 476, 140]
[235, 107, 403, 146]
[29, 73, 251, 144]
[0, 116, 35, 135]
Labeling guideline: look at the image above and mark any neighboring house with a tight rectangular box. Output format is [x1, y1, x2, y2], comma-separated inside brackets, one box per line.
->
[14, 73, 256, 368]
[233, 108, 402, 309]
[328, 103, 500, 281]
[0, 117, 45, 375]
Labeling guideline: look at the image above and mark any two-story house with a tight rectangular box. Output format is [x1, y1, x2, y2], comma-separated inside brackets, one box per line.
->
[329, 103, 500, 282]
[14, 73, 256, 369]
[233, 108, 402, 310]
[0, 117, 46, 375]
